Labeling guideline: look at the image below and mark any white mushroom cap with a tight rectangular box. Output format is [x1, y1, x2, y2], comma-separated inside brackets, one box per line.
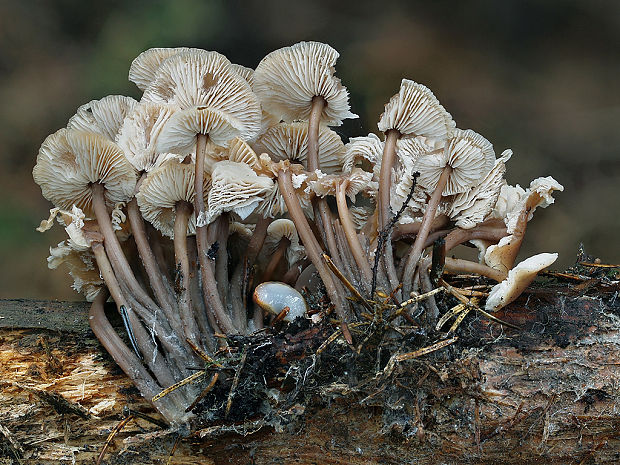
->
[449, 149, 512, 229]
[342, 133, 383, 175]
[230, 63, 255, 86]
[253, 122, 345, 174]
[415, 128, 496, 196]
[485, 253, 557, 311]
[207, 160, 274, 222]
[308, 168, 373, 201]
[48, 241, 103, 302]
[266, 219, 305, 266]
[135, 160, 207, 238]
[253, 41, 357, 126]
[226, 137, 262, 171]
[129, 47, 190, 91]
[378, 79, 455, 138]
[156, 106, 245, 155]
[504, 176, 564, 234]
[116, 101, 179, 172]
[33, 129, 137, 217]
[253, 281, 308, 322]
[68, 95, 138, 141]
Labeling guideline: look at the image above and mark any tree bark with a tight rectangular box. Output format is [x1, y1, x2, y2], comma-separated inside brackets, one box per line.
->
[0, 282, 619, 464]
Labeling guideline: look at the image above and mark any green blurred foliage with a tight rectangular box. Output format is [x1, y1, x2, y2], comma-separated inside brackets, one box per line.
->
[1, 0, 618, 299]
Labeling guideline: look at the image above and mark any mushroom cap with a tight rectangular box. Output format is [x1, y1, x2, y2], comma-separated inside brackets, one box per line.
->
[48, 241, 103, 302]
[207, 160, 274, 222]
[156, 106, 245, 155]
[253, 41, 357, 126]
[68, 95, 138, 141]
[449, 149, 512, 229]
[377, 79, 455, 138]
[136, 160, 207, 238]
[230, 63, 255, 86]
[504, 176, 564, 234]
[309, 168, 373, 201]
[265, 218, 306, 265]
[253, 281, 308, 322]
[342, 133, 384, 175]
[485, 252, 558, 311]
[33, 129, 137, 216]
[415, 128, 496, 196]
[253, 122, 345, 174]
[225, 137, 262, 172]
[129, 47, 190, 91]
[116, 101, 179, 172]
[141, 49, 261, 140]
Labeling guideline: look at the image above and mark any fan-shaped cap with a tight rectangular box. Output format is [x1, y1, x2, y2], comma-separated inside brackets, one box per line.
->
[68, 95, 138, 141]
[230, 64, 255, 86]
[504, 176, 564, 234]
[116, 101, 178, 172]
[156, 106, 245, 155]
[378, 79, 455, 138]
[342, 133, 383, 175]
[449, 149, 512, 229]
[225, 137, 262, 171]
[207, 160, 274, 222]
[33, 129, 137, 217]
[266, 219, 305, 266]
[415, 128, 496, 196]
[136, 160, 207, 238]
[129, 47, 190, 91]
[253, 41, 357, 126]
[253, 122, 345, 174]
[485, 253, 557, 311]
[141, 49, 261, 140]
[48, 240, 103, 301]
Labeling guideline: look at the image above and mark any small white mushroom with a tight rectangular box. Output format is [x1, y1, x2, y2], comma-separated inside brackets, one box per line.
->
[485, 253, 558, 311]
[253, 281, 308, 322]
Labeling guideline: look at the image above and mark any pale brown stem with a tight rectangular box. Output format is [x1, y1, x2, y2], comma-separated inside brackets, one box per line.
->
[127, 199, 179, 326]
[148, 223, 171, 280]
[393, 214, 451, 241]
[444, 257, 507, 282]
[174, 201, 201, 347]
[282, 259, 310, 286]
[261, 239, 290, 282]
[444, 224, 508, 252]
[401, 166, 453, 297]
[215, 214, 230, 310]
[91, 183, 160, 314]
[89, 291, 179, 424]
[307, 96, 326, 172]
[278, 169, 352, 343]
[187, 236, 217, 352]
[335, 181, 373, 284]
[194, 134, 236, 334]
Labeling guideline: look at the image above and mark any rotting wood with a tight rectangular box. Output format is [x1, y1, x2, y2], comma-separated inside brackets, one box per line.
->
[0, 282, 619, 464]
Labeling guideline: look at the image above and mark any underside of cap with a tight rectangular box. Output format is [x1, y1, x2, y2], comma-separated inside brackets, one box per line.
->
[129, 47, 190, 91]
[33, 128, 137, 217]
[253, 122, 345, 174]
[68, 95, 138, 142]
[253, 41, 358, 126]
[378, 79, 455, 138]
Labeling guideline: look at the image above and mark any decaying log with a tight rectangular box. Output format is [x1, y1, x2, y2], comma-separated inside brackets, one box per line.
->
[1, 280, 619, 464]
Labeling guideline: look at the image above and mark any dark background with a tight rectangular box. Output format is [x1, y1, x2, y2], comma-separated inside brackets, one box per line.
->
[1, 0, 618, 300]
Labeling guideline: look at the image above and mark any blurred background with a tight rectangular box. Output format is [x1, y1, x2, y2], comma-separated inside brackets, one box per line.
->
[1, 0, 618, 300]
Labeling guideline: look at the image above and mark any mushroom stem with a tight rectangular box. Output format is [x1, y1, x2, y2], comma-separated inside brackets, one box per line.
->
[443, 257, 507, 282]
[194, 134, 236, 335]
[148, 223, 171, 280]
[307, 96, 326, 172]
[377, 129, 402, 297]
[443, 224, 508, 252]
[401, 165, 453, 297]
[335, 180, 373, 284]
[127, 198, 179, 325]
[91, 183, 160, 313]
[89, 290, 179, 424]
[261, 238, 290, 282]
[174, 201, 201, 347]
[278, 168, 353, 343]
[91, 243, 188, 410]
[214, 214, 230, 310]
[392, 214, 450, 241]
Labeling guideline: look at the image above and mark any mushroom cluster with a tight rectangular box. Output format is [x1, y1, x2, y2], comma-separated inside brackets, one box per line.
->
[33, 42, 563, 425]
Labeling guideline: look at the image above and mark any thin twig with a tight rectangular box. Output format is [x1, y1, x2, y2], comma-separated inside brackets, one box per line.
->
[96, 415, 134, 465]
[225, 346, 247, 418]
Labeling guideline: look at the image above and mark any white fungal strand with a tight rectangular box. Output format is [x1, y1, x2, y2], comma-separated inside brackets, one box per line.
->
[253, 281, 308, 322]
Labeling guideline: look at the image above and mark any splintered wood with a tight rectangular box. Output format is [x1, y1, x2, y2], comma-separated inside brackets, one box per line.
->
[1, 285, 620, 464]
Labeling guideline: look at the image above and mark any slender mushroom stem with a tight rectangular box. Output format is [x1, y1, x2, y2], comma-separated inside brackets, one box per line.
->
[194, 134, 236, 334]
[214, 214, 230, 310]
[377, 129, 402, 297]
[91, 183, 160, 313]
[187, 236, 217, 352]
[443, 225, 508, 252]
[91, 243, 188, 409]
[89, 290, 179, 424]
[282, 258, 310, 286]
[335, 180, 373, 284]
[261, 238, 290, 282]
[174, 201, 201, 347]
[444, 257, 507, 282]
[393, 214, 450, 241]
[401, 165, 453, 297]
[278, 168, 353, 344]
[127, 198, 179, 325]
[148, 223, 172, 280]
[307, 96, 326, 172]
